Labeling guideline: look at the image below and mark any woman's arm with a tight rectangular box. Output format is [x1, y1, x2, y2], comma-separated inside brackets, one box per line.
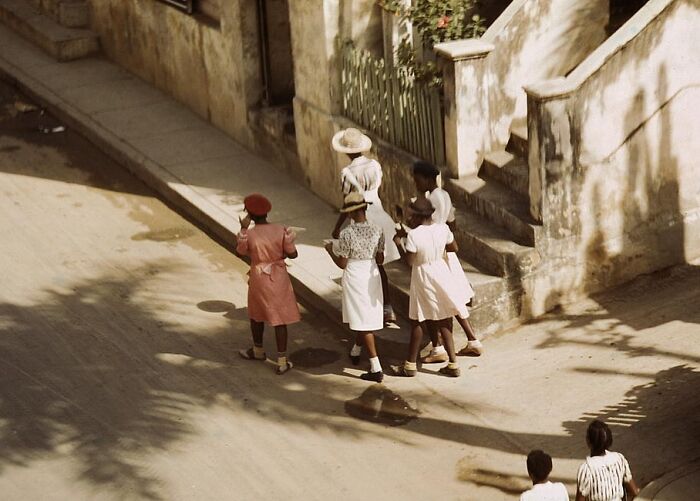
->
[446, 241, 458, 253]
[332, 212, 348, 239]
[575, 489, 585, 501]
[325, 243, 348, 269]
[375, 252, 384, 266]
[236, 215, 251, 256]
[393, 235, 415, 267]
[624, 479, 640, 499]
[285, 249, 299, 259]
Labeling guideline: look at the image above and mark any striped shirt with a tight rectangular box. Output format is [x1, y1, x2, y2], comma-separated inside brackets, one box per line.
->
[576, 451, 632, 501]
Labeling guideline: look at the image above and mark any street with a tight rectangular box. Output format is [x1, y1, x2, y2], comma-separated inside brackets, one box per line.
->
[1, 81, 699, 501]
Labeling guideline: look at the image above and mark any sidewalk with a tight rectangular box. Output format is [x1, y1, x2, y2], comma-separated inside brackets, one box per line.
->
[637, 459, 700, 501]
[0, 24, 346, 322]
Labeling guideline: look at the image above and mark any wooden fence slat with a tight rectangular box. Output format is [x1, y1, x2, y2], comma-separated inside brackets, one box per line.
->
[340, 44, 445, 166]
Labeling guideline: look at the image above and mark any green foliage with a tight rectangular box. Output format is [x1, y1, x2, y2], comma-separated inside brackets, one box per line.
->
[378, 0, 486, 86]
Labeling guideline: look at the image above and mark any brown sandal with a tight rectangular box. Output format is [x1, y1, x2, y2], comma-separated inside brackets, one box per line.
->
[238, 347, 266, 361]
[438, 365, 461, 378]
[393, 364, 417, 377]
[276, 361, 293, 375]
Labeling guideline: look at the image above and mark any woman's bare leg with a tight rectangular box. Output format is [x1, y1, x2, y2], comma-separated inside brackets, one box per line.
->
[359, 331, 383, 381]
[407, 320, 424, 363]
[251, 320, 264, 346]
[274, 324, 288, 353]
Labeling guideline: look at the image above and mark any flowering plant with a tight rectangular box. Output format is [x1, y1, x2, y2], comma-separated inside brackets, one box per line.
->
[379, 0, 485, 86]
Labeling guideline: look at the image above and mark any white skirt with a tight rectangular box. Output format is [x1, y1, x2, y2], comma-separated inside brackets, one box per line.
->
[409, 259, 469, 322]
[342, 259, 384, 331]
[447, 251, 475, 306]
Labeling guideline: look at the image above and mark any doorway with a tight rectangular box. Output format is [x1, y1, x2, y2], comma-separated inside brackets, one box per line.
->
[256, 0, 295, 107]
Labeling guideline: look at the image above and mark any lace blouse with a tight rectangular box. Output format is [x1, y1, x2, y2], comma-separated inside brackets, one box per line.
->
[334, 221, 385, 260]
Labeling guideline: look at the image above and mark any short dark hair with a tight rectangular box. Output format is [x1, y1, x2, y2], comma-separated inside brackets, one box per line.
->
[412, 160, 439, 179]
[587, 420, 612, 456]
[250, 213, 267, 224]
[526, 450, 553, 483]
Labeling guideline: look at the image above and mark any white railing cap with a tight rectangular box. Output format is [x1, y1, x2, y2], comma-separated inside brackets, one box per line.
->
[434, 39, 495, 61]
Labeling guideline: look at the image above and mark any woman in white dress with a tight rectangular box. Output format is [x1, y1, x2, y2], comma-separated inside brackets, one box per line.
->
[331, 128, 399, 325]
[325, 192, 385, 383]
[576, 421, 639, 501]
[412, 161, 484, 360]
[392, 197, 467, 378]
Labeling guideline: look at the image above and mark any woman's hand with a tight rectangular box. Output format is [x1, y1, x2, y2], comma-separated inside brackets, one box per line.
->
[324, 242, 334, 254]
[394, 227, 407, 239]
[239, 214, 251, 230]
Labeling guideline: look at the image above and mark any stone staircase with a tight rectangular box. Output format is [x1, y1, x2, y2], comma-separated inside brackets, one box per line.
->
[0, 0, 98, 61]
[385, 126, 542, 337]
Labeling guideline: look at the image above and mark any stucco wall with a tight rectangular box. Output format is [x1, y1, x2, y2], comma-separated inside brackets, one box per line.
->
[483, 0, 608, 147]
[87, 0, 261, 148]
[524, 0, 700, 314]
[290, 0, 386, 206]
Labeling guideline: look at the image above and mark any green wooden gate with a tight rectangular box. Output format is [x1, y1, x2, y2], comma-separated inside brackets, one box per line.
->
[341, 43, 446, 166]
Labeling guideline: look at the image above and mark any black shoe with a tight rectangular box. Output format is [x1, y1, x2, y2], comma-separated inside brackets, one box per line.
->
[360, 370, 384, 383]
[350, 354, 360, 366]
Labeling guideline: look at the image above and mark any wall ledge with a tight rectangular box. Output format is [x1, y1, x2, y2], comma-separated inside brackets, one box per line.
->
[434, 39, 495, 61]
[524, 0, 677, 101]
[524, 78, 576, 101]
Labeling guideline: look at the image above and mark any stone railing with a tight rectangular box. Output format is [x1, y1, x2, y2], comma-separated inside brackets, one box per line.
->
[524, 0, 700, 298]
[435, 0, 608, 178]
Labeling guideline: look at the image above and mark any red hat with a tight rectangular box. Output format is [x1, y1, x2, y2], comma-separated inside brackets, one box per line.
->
[243, 193, 272, 216]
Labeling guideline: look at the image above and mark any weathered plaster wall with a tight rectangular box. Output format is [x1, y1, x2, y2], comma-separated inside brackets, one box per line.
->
[87, 0, 261, 148]
[524, 0, 700, 315]
[290, 0, 386, 207]
[483, 0, 608, 146]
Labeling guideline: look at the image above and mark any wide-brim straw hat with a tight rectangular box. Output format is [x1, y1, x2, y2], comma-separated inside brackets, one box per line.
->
[339, 192, 372, 213]
[332, 128, 372, 154]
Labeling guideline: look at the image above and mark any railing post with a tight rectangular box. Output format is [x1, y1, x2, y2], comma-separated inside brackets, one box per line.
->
[524, 79, 576, 230]
[434, 39, 494, 178]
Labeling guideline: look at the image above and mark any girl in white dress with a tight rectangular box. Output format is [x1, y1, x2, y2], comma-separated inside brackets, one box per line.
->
[392, 197, 467, 378]
[412, 161, 484, 360]
[332, 128, 399, 325]
[326, 192, 385, 383]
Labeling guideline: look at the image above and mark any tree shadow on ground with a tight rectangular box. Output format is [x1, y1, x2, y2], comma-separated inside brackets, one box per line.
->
[0, 263, 495, 498]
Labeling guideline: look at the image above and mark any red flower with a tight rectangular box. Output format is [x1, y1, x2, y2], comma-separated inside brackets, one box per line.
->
[437, 15, 450, 28]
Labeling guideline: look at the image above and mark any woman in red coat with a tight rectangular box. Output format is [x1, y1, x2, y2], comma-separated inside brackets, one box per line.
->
[236, 193, 300, 374]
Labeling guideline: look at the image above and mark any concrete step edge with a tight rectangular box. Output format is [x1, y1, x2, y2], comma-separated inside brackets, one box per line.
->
[481, 150, 529, 197]
[446, 175, 541, 247]
[0, 0, 98, 61]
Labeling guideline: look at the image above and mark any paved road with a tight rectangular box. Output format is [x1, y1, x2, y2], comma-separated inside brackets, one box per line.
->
[1, 82, 699, 501]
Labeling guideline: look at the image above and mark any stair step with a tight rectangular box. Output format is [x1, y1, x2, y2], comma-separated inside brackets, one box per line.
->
[0, 0, 98, 61]
[481, 150, 529, 197]
[507, 124, 529, 158]
[453, 210, 541, 278]
[447, 175, 542, 247]
[38, 0, 89, 28]
[384, 260, 522, 337]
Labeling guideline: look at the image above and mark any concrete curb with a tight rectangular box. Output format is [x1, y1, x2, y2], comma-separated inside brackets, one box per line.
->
[636, 458, 700, 500]
[0, 56, 344, 327]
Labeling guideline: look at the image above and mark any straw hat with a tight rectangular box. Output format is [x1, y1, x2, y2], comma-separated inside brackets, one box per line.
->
[339, 192, 372, 213]
[332, 128, 372, 154]
[243, 193, 272, 216]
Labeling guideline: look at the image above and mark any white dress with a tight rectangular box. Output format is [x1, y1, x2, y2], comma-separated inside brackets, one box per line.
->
[334, 221, 384, 331]
[405, 223, 469, 322]
[341, 156, 400, 263]
[428, 187, 475, 306]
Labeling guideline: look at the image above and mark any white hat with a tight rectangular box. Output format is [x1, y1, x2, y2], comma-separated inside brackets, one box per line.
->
[332, 128, 372, 154]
